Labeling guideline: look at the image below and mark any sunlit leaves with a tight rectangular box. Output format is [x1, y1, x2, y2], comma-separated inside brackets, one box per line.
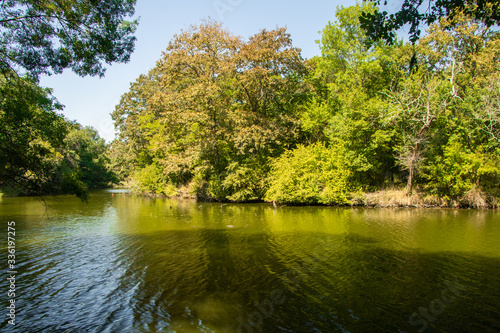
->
[0, 0, 138, 77]
[265, 143, 351, 204]
[113, 21, 308, 200]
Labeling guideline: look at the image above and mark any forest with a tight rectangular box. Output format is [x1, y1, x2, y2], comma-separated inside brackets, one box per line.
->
[111, 3, 500, 208]
[2, 2, 500, 207]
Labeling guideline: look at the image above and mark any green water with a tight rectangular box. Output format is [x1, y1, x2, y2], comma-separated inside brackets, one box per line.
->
[1, 190, 499, 332]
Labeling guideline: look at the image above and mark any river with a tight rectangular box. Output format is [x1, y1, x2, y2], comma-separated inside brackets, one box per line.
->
[1, 190, 499, 332]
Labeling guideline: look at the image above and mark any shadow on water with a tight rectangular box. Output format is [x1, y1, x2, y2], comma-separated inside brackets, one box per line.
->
[2, 228, 499, 333]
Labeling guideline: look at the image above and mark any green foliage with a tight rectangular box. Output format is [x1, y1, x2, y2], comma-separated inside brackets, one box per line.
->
[0, 0, 137, 200]
[221, 160, 267, 202]
[0, 73, 116, 199]
[0, 0, 138, 77]
[107, 139, 136, 181]
[265, 143, 351, 204]
[131, 163, 178, 197]
[63, 126, 116, 189]
[108, 8, 500, 207]
[360, 0, 500, 44]
[0, 73, 67, 194]
[310, 3, 402, 188]
[112, 20, 308, 200]
[424, 135, 500, 200]
[424, 135, 481, 198]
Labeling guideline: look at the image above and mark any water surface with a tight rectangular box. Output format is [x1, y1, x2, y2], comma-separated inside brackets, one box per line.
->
[1, 191, 499, 332]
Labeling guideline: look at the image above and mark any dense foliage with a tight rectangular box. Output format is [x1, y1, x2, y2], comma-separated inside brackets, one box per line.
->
[0, 0, 137, 199]
[0, 0, 137, 77]
[0, 73, 115, 199]
[111, 4, 499, 207]
[112, 20, 308, 202]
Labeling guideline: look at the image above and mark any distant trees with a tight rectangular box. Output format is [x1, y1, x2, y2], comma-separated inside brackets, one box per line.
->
[111, 6, 500, 207]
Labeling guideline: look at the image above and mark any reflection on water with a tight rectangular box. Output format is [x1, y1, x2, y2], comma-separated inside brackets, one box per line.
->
[1, 191, 500, 332]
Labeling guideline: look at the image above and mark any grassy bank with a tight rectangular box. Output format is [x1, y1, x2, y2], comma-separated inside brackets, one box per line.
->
[352, 188, 499, 209]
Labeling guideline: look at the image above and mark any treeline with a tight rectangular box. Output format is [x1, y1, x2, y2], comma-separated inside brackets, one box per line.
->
[1, 0, 137, 199]
[111, 4, 500, 207]
[0, 72, 115, 200]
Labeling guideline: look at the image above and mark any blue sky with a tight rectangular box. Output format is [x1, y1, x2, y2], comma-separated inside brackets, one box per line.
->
[39, 0, 371, 142]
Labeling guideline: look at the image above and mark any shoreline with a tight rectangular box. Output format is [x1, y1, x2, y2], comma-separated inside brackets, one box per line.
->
[2, 187, 497, 209]
[130, 188, 499, 210]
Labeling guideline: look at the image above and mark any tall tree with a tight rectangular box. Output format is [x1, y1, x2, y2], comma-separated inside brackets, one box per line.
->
[309, 3, 403, 188]
[0, 72, 68, 195]
[1, 0, 137, 199]
[112, 21, 308, 201]
[384, 71, 450, 194]
[0, 73, 115, 198]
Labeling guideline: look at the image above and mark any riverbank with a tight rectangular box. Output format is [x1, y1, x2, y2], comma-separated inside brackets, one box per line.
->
[351, 188, 498, 209]
[3, 182, 497, 209]
[131, 186, 499, 209]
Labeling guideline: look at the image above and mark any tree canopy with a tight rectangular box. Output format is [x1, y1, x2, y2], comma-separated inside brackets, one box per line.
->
[0, 0, 138, 77]
[0, 72, 115, 199]
[112, 20, 308, 201]
[360, 0, 500, 43]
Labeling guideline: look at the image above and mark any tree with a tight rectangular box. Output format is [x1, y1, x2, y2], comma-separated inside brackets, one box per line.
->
[308, 3, 403, 189]
[382, 11, 500, 200]
[0, 73, 116, 199]
[383, 72, 450, 194]
[0, 0, 138, 77]
[113, 21, 308, 201]
[0, 0, 137, 199]
[0, 72, 68, 195]
[62, 125, 116, 189]
[360, 0, 500, 44]
[265, 142, 351, 204]
[112, 68, 162, 169]
[232, 27, 307, 156]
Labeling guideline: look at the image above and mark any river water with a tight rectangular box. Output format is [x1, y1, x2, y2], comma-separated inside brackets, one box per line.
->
[1, 190, 499, 332]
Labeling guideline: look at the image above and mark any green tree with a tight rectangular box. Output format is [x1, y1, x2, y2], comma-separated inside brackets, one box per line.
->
[265, 142, 351, 204]
[383, 71, 450, 194]
[113, 21, 308, 201]
[0, 0, 138, 77]
[308, 3, 403, 189]
[0, 74, 115, 199]
[62, 125, 116, 189]
[384, 11, 500, 200]
[0, 72, 68, 195]
[0, 0, 138, 199]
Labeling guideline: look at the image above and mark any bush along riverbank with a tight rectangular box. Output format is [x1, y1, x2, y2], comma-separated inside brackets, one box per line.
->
[109, 5, 500, 209]
[130, 187, 499, 209]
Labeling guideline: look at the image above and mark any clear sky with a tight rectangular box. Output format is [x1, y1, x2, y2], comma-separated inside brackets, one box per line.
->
[39, 0, 372, 142]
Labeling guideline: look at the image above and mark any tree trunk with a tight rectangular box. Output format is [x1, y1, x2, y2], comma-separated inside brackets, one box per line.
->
[407, 166, 414, 196]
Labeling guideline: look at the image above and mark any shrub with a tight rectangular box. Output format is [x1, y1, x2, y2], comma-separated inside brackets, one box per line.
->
[424, 135, 500, 203]
[265, 142, 351, 204]
[131, 163, 178, 196]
